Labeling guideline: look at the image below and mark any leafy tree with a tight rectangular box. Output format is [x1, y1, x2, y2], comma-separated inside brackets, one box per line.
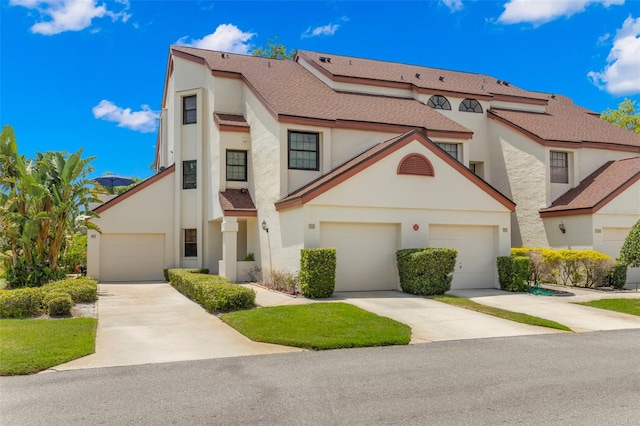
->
[251, 36, 296, 60]
[0, 125, 100, 287]
[619, 219, 640, 267]
[601, 98, 640, 134]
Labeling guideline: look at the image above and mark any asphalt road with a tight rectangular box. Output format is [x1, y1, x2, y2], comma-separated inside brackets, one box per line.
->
[2, 330, 640, 425]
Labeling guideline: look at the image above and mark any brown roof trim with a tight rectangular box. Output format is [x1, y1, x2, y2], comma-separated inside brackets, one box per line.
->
[539, 208, 594, 218]
[223, 210, 258, 217]
[275, 129, 515, 212]
[211, 69, 243, 79]
[489, 109, 640, 153]
[491, 94, 548, 106]
[172, 48, 206, 65]
[213, 113, 250, 132]
[93, 165, 175, 214]
[415, 87, 493, 101]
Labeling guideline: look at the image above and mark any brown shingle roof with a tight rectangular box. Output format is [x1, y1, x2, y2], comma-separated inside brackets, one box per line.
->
[275, 129, 515, 212]
[214, 113, 249, 129]
[219, 189, 257, 216]
[171, 46, 471, 137]
[490, 95, 640, 148]
[296, 50, 549, 102]
[540, 157, 640, 217]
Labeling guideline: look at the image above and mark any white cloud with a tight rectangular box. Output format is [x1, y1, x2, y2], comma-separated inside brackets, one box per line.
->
[588, 16, 640, 96]
[497, 0, 624, 26]
[10, 0, 131, 35]
[441, 0, 464, 12]
[302, 23, 341, 38]
[92, 100, 158, 133]
[176, 24, 256, 54]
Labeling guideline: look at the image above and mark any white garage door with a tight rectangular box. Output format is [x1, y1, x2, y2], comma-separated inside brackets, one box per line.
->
[602, 227, 640, 284]
[429, 225, 497, 289]
[100, 234, 165, 282]
[320, 222, 399, 291]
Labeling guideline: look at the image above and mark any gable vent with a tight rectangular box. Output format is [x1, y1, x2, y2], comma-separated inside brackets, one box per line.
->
[397, 154, 434, 177]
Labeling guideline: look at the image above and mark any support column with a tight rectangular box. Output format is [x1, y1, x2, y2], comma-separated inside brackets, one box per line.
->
[221, 217, 239, 282]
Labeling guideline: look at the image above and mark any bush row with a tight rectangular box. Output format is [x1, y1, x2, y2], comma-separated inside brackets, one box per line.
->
[397, 248, 457, 295]
[166, 269, 255, 312]
[299, 248, 336, 298]
[510, 248, 626, 288]
[0, 277, 98, 318]
[497, 256, 531, 292]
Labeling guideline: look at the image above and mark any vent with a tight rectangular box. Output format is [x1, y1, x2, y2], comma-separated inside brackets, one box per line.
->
[319, 56, 331, 63]
[397, 154, 434, 177]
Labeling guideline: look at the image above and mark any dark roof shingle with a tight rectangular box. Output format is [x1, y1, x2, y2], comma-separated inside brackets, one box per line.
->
[219, 189, 256, 216]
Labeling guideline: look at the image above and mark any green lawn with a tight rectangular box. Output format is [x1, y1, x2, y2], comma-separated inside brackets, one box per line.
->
[577, 298, 640, 316]
[220, 302, 411, 350]
[432, 296, 572, 332]
[0, 318, 97, 375]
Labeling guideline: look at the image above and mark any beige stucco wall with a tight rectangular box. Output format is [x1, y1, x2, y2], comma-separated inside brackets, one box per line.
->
[542, 215, 593, 250]
[87, 172, 176, 280]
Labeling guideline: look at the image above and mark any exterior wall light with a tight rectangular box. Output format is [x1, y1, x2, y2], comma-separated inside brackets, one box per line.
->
[559, 222, 566, 234]
[262, 220, 269, 233]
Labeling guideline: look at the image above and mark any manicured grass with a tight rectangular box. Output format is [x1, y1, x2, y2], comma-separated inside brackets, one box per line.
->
[577, 298, 640, 316]
[432, 296, 572, 332]
[0, 318, 97, 375]
[220, 302, 411, 350]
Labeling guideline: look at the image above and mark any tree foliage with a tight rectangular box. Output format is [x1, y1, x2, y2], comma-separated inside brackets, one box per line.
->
[251, 36, 296, 60]
[601, 98, 640, 134]
[620, 219, 640, 268]
[0, 125, 101, 287]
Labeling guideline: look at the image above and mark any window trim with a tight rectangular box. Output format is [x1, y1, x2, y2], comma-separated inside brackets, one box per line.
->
[226, 150, 248, 182]
[459, 98, 483, 113]
[184, 229, 197, 258]
[183, 95, 197, 125]
[182, 160, 197, 189]
[550, 151, 569, 184]
[427, 95, 452, 111]
[436, 143, 460, 161]
[288, 131, 320, 171]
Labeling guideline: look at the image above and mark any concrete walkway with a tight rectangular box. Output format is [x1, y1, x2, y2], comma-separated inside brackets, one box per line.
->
[51, 283, 301, 371]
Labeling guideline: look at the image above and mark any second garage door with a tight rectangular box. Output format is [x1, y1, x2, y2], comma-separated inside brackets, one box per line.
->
[320, 222, 399, 292]
[429, 225, 497, 289]
[100, 233, 165, 282]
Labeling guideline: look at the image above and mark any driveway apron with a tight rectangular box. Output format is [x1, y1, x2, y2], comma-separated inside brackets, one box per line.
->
[51, 283, 301, 371]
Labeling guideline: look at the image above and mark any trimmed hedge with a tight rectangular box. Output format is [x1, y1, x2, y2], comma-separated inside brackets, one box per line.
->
[497, 256, 530, 292]
[164, 268, 208, 282]
[397, 248, 457, 296]
[41, 278, 98, 303]
[166, 269, 255, 313]
[0, 287, 44, 318]
[43, 292, 73, 317]
[299, 248, 336, 298]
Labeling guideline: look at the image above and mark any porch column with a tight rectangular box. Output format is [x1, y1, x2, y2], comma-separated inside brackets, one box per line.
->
[221, 217, 238, 282]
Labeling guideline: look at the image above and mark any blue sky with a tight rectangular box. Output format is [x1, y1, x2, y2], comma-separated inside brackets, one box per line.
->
[2, 0, 639, 180]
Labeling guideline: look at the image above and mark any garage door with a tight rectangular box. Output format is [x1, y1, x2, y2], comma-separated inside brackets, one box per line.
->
[100, 234, 165, 282]
[429, 225, 497, 289]
[320, 222, 399, 291]
[602, 227, 640, 284]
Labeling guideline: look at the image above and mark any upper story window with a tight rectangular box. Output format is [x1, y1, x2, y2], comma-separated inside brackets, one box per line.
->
[183, 160, 197, 189]
[184, 229, 197, 257]
[550, 151, 569, 184]
[459, 98, 483, 113]
[427, 95, 451, 110]
[436, 143, 460, 161]
[226, 150, 247, 182]
[183, 95, 197, 124]
[288, 131, 319, 171]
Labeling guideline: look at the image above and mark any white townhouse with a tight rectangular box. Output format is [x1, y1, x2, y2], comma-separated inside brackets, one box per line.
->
[87, 47, 640, 289]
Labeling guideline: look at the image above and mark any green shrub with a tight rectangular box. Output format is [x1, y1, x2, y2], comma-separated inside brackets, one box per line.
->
[60, 233, 87, 273]
[497, 256, 530, 292]
[604, 263, 628, 289]
[166, 269, 254, 312]
[397, 248, 457, 296]
[164, 268, 208, 282]
[43, 292, 73, 317]
[299, 248, 336, 298]
[41, 278, 98, 303]
[0, 287, 43, 318]
[620, 219, 640, 267]
[5, 260, 67, 289]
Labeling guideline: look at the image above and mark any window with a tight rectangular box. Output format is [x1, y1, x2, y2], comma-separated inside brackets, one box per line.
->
[183, 160, 196, 189]
[436, 143, 459, 161]
[550, 151, 569, 184]
[184, 229, 197, 257]
[288, 131, 319, 170]
[459, 98, 483, 113]
[226, 150, 247, 181]
[183, 95, 196, 124]
[470, 162, 484, 179]
[427, 95, 451, 110]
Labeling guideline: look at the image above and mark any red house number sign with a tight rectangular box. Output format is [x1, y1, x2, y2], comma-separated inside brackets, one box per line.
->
[413, 224, 419, 231]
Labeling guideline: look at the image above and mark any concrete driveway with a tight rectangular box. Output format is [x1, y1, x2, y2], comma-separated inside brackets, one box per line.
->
[51, 283, 301, 371]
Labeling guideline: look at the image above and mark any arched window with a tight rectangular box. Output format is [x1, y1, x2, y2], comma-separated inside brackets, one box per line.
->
[426, 95, 451, 110]
[459, 98, 483, 113]
[397, 154, 434, 177]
